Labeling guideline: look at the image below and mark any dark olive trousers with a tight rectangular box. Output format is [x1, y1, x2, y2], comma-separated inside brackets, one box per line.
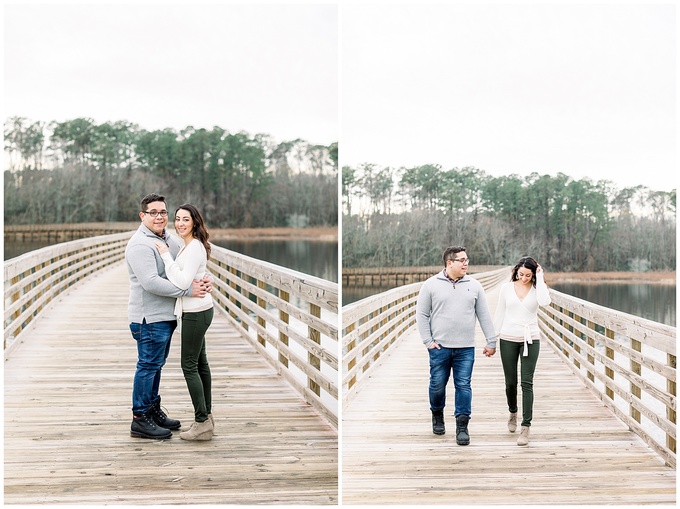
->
[181, 307, 214, 423]
[499, 338, 540, 427]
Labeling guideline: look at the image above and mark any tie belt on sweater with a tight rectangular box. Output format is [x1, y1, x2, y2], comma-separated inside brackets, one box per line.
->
[507, 320, 534, 357]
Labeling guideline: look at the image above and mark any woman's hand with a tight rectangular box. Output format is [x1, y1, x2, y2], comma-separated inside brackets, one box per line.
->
[154, 240, 169, 255]
[536, 264, 544, 275]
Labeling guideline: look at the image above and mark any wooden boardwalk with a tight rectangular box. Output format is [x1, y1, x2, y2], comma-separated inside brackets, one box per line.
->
[342, 283, 676, 505]
[4, 263, 338, 505]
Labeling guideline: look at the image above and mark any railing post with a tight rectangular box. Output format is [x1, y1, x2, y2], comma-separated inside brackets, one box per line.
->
[376, 304, 387, 361]
[308, 303, 321, 396]
[566, 310, 574, 361]
[630, 338, 642, 425]
[573, 314, 582, 370]
[257, 280, 267, 347]
[586, 319, 596, 383]
[279, 290, 289, 368]
[228, 266, 238, 321]
[668, 353, 677, 458]
[605, 327, 615, 400]
[346, 322, 357, 390]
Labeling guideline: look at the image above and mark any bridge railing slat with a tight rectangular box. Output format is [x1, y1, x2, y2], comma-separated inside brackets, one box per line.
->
[208, 248, 338, 428]
[539, 290, 676, 467]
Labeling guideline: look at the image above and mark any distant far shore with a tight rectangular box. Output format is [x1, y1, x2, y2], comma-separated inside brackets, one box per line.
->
[210, 226, 337, 242]
[548, 271, 676, 285]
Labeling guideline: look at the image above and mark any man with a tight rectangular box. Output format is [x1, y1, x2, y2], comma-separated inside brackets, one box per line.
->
[416, 246, 496, 446]
[126, 193, 210, 439]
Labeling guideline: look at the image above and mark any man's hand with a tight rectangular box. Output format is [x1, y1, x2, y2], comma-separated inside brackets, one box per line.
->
[201, 274, 213, 294]
[428, 342, 441, 350]
[191, 279, 208, 298]
[190, 274, 213, 298]
[483, 347, 496, 357]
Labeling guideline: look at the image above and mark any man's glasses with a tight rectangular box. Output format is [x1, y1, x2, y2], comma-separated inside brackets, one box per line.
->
[451, 257, 470, 264]
[142, 210, 168, 217]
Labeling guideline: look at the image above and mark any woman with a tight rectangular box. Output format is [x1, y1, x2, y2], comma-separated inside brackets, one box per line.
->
[155, 204, 214, 441]
[493, 256, 551, 446]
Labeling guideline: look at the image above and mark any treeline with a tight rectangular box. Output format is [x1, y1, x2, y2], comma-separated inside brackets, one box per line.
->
[343, 164, 676, 272]
[4, 117, 338, 228]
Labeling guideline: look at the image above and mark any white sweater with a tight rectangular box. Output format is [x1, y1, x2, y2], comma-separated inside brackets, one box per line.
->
[160, 238, 213, 317]
[493, 273, 551, 354]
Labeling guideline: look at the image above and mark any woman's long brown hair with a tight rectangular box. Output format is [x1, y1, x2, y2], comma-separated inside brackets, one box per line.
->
[176, 203, 211, 259]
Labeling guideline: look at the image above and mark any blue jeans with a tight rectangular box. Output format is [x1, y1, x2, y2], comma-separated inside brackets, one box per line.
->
[428, 346, 475, 417]
[130, 319, 177, 414]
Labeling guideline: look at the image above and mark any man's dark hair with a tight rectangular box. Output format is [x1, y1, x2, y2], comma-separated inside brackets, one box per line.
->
[442, 246, 466, 266]
[141, 193, 166, 212]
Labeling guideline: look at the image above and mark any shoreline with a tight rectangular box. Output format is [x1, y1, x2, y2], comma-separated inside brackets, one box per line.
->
[210, 226, 338, 242]
[547, 271, 676, 285]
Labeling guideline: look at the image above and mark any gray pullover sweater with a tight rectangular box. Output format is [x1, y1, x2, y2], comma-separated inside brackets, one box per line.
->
[416, 271, 497, 349]
[126, 224, 190, 324]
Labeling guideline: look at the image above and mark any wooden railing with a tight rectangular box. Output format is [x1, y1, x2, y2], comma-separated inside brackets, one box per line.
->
[342, 267, 510, 406]
[4, 222, 138, 241]
[4, 232, 134, 353]
[343, 264, 506, 286]
[208, 250, 338, 428]
[539, 291, 676, 467]
[4, 232, 339, 429]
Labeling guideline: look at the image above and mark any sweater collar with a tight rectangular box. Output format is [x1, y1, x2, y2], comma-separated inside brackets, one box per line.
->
[139, 223, 168, 241]
[441, 269, 467, 285]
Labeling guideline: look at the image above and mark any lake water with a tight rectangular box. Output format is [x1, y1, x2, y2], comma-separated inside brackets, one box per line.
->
[343, 281, 676, 326]
[550, 282, 675, 327]
[4, 238, 338, 284]
[4, 240, 51, 260]
[213, 239, 338, 283]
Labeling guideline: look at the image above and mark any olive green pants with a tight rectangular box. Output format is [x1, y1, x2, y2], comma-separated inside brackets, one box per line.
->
[181, 307, 214, 423]
[499, 338, 540, 427]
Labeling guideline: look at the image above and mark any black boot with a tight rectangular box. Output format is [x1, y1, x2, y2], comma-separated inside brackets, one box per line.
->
[131, 412, 172, 439]
[432, 409, 445, 435]
[456, 414, 470, 446]
[148, 398, 181, 430]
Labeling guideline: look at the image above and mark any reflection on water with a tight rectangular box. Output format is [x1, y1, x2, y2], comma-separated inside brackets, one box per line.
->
[212, 239, 338, 283]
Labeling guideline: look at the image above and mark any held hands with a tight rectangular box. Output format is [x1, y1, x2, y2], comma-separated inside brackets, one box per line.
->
[483, 347, 496, 357]
[428, 342, 496, 357]
[153, 240, 169, 255]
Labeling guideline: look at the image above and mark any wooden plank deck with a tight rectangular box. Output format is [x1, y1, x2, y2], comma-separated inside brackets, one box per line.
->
[341, 283, 676, 505]
[4, 262, 338, 505]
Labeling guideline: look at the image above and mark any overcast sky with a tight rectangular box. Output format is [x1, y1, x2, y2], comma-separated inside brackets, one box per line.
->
[3, 1, 338, 146]
[3, 1, 677, 192]
[342, 2, 677, 191]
